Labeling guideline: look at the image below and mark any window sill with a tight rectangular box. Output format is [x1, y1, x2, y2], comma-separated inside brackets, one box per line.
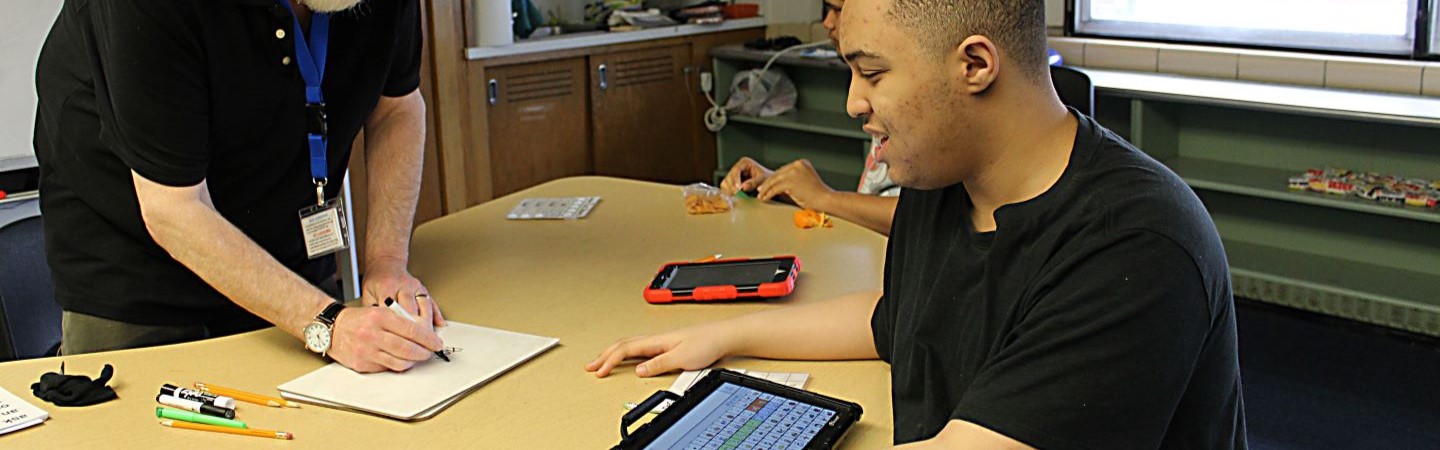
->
[1078, 67, 1440, 127]
[1050, 37, 1440, 98]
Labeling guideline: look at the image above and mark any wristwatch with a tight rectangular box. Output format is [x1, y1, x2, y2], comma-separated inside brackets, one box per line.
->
[303, 302, 346, 356]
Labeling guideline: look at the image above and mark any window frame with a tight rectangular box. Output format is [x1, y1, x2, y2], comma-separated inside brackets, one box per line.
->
[1430, 0, 1439, 55]
[1073, 0, 1421, 56]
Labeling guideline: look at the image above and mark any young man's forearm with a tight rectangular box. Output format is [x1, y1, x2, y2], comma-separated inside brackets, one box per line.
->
[724, 290, 882, 361]
[361, 91, 427, 267]
[135, 175, 334, 338]
[819, 192, 898, 236]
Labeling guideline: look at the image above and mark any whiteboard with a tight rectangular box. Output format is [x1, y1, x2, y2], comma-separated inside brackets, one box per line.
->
[0, 1, 62, 172]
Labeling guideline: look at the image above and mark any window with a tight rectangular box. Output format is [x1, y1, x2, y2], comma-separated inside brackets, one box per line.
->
[1431, 0, 1440, 55]
[1075, 0, 1419, 55]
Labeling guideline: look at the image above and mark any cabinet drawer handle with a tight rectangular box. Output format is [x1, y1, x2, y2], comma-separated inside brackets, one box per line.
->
[488, 79, 499, 105]
[598, 64, 609, 91]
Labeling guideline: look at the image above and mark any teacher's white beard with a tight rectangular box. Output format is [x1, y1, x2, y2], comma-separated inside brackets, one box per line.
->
[299, 0, 364, 13]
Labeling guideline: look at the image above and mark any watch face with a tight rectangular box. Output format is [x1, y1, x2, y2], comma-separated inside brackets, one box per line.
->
[303, 322, 330, 353]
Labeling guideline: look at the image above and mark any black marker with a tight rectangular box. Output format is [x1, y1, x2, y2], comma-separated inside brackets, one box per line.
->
[384, 298, 451, 362]
[157, 394, 236, 419]
[160, 383, 237, 409]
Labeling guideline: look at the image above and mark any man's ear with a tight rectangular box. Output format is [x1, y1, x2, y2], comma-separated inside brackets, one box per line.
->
[952, 35, 1000, 94]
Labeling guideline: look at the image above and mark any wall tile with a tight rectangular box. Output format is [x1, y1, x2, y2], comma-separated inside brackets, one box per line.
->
[1238, 54, 1326, 87]
[1422, 64, 1440, 97]
[1084, 43, 1158, 72]
[1325, 60, 1423, 95]
[1159, 48, 1238, 79]
[1049, 39, 1085, 67]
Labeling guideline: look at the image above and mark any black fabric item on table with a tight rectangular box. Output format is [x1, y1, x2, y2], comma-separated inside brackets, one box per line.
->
[30, 362, 118, 406]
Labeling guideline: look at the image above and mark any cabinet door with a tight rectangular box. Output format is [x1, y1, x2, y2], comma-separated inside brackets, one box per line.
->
[590, 44, 702, 183]
[485, 57, 591, 197]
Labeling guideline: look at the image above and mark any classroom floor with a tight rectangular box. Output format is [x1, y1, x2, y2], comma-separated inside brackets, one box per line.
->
[1237, 300, 1440, 449]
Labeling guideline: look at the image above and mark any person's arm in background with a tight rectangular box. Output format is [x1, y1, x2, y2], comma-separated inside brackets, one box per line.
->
[756, 160, 898, 235]
[133, 174, 443, 373]
[356, 89, 444, 327]
[718, 157, 774, 196]
[587, 291, 881, 377]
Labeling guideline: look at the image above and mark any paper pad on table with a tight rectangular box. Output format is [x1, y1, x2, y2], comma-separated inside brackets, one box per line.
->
[277, 322, 558, 421]
[0, 386, 48, 435]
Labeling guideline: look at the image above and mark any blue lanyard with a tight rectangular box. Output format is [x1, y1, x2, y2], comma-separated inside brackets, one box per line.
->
[278, 0, 332, 195]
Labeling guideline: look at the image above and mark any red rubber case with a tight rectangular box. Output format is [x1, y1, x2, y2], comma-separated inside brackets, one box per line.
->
[643, 256, 801, 304]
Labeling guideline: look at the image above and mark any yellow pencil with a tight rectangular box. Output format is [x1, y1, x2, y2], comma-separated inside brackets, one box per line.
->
[194, 383, 300, 408]
[160, 419, 294, 440]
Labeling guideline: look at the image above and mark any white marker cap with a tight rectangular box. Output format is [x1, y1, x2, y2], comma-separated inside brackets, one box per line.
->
[212, 395, 237, 409]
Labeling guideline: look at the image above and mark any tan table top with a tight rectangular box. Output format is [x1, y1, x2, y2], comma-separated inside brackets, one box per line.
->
[0, 176, 892, 448]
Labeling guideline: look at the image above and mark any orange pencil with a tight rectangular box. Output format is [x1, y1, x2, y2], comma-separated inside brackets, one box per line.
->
[160, 419, 293, 440]
[194, 383, 300, 408]
[695, 254, 722, 263]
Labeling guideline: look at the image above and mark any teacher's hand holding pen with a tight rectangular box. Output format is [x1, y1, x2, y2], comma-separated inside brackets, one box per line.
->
[328, 306, 445, 373]
[360, 256, 446, 327]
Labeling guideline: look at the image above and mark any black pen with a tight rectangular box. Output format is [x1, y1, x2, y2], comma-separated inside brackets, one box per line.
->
[384, 297, 451, 362]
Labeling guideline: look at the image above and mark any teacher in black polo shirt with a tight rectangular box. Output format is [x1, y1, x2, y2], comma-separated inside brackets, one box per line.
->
[33, 0, 444, 373]
[588, 0, 1247, 447]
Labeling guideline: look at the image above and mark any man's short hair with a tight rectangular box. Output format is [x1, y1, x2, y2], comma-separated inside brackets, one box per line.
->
[887, 0, 1048, 78]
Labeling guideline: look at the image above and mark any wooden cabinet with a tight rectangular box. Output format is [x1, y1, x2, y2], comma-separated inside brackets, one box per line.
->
[589, 45, 702, 183]
[484, 58, 592, 197]
[420, 0, 767, 213]
[453, 29, 765, 207]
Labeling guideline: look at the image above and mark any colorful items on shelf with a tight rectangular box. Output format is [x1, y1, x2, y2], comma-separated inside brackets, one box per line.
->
[1288, 168, 1438, 208]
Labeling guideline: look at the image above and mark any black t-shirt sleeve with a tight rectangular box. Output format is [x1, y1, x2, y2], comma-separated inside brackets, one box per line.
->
[93, 0, 210, 186]
[951, 230, 1213, 450]
[382, 0, 422, 97]
[871, 291, 894, 362]
[871, 188, 913, 363]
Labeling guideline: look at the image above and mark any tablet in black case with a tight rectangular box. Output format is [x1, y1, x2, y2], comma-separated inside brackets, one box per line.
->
[614, 369, 863, 450]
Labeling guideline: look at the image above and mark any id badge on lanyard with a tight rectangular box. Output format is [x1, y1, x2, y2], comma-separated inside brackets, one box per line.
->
[281, 0, 348, 259]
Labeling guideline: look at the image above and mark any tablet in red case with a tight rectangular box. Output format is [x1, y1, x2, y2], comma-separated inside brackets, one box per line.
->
[644, 256, 801, 303]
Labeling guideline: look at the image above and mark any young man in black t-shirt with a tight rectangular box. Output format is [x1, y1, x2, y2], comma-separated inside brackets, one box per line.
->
[587, 0, 1247, 447]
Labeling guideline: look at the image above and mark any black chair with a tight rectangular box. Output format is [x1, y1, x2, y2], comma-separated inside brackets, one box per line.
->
[0, 199, 61, 361]
[1050, 65, 1094, 117]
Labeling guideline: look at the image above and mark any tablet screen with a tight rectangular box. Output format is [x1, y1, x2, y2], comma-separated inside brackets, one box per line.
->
[665, 261, 788, 290]
[643, 382, 837, 450]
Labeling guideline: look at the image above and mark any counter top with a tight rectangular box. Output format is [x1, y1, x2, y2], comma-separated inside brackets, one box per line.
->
[710, 43, 846, 70]
[467, 17, 767, 61]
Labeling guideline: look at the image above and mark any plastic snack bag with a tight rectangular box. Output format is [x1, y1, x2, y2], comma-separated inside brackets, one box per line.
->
[684, 183, 733, 215]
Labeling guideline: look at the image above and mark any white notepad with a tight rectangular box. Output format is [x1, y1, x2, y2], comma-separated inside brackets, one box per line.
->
[0, 386, 48, 435]
[277, 322, 559, 421]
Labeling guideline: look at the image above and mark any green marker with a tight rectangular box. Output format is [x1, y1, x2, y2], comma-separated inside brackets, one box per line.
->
[155, 406, 248, 429]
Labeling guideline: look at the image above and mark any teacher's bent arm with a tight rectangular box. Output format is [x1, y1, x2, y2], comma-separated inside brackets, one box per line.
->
[132, 172, 443, 373]
[354, 90, 442, 325]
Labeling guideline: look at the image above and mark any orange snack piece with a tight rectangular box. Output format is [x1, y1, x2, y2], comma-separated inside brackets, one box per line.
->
[794, 210, 832, 229]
